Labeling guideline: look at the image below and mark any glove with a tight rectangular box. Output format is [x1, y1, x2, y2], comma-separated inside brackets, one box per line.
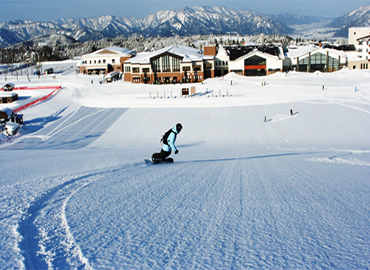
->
[175, 150, 179, 154]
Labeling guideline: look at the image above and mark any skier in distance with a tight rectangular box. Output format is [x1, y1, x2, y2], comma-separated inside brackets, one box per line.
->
[151, 123, 182, 163]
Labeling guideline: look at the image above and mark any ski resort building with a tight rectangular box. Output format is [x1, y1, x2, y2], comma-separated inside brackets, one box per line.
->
[204, 44, 286, 76]
[0, 92, 18, 103]
[347, 27, 370, 70]
[123, 45, 214, 84]
[1, 83, 15, 91]
[79, 47, 136, 75]
[286, 45, 347, 72]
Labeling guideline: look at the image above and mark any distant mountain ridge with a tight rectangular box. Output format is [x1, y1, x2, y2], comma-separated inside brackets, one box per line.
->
[1, 6, 294, 48]
[1, 5, 369, 48]
[328, 5, 370, 37]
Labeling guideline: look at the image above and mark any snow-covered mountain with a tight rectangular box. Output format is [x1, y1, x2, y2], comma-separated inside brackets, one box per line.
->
[0, 6, 293, 48]
[328, 5, 370, 37]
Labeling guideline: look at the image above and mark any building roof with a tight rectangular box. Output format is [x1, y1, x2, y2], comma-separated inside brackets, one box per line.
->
[1, 82, 15, 90]
[0, 108, 14, 118]
[83, 47, 136, 58]
[124, 44, 210, 65]
[286, 45, 348, 64]
[286, 45, 317, 59]
[357, 34, 370, 41]
[0, 92, 17, 97]
[223, 45, 283, 61]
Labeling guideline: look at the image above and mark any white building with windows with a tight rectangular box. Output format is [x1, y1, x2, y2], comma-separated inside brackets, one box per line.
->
[347, 27, 370, 69]
[79, 47, 136, 75]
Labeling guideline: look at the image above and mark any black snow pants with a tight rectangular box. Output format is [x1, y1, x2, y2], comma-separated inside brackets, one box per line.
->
[152, 149, 171, 161]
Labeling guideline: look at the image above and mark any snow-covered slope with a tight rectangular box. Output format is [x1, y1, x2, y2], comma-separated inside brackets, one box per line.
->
[0, 66, 370, 269]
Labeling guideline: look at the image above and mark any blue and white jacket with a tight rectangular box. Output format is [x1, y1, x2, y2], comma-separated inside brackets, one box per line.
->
[162, 126, 178, 152]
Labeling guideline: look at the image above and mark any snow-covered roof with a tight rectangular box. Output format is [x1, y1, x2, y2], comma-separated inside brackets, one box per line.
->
[0, 107, 14, 117]
[83, 47, 136, 58]
[223, 44, 284, 61]
[1, 82, 15, 88]
[0, 92, 17, 97]
[286, 45, 317, 59]
[125, 44, 209, 65]
[286, 45, 346, 61]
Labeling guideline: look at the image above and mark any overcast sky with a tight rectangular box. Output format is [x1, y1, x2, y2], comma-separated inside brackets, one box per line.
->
[1, 0, 369, 23]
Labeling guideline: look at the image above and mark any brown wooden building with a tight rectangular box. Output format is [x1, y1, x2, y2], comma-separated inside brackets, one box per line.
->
[0, 92, 18, 103]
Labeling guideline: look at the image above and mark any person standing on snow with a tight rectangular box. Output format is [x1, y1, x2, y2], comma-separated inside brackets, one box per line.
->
[152, 123, 183, 162]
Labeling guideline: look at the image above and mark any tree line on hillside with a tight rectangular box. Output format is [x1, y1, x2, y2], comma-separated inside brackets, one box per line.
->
[0, 34, 294, 65]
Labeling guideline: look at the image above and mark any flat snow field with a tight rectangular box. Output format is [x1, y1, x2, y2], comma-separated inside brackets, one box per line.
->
[1, 65, 370, 269]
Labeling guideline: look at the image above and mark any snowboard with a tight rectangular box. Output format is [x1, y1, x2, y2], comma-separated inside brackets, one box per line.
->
[145, 157, 174, 164]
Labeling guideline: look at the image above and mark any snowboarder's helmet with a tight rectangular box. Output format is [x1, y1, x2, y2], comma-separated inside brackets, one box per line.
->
[176, 123, 183, 133]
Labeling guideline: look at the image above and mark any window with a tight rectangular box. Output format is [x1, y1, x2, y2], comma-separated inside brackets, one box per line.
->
[94, 60, 96, 64]
[359, 41, 363, 45]
[89, 60, 92, 64]
[98, 60, 101, 64]
[245, 56, 266, 66]
[103, 59, 106, 64]
[132, 67, 140, 73]
[152, 58, 161, 72]
[182, 66, 191, 72]
[205, 63, 213, 70]
[193, 65, 201, 71]
[125, 66, 131, 72]
[142, 68, 150, 73]
[112, 59, 116, 64]
[162, 55, 171, 72]
[172, 57, 181, 72]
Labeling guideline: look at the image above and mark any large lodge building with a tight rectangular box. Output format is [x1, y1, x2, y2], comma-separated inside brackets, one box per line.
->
[123, 45, 214, 84]
[78, 28, 370, 83]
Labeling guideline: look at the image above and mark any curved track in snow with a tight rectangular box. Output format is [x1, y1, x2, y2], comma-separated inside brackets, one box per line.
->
[17, 150, 369, 269]
[18, 164, 144, 269]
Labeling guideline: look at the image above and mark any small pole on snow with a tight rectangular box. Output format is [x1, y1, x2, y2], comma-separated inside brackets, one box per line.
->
[149, 91, 152, 99]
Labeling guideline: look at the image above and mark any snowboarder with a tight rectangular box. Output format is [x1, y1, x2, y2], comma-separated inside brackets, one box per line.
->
[151, 123, 183, 163]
